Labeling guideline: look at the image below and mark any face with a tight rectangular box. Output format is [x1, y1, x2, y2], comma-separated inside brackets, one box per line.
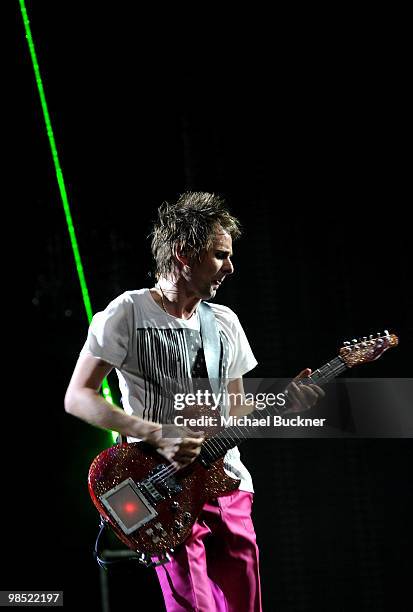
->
[185, 227, 234, 299]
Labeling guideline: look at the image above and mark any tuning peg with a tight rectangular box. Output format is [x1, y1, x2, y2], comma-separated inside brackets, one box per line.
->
[384, 329, 389, 336]
[369, 334, 374, 340]
[363, 337, 367, 341]
[352, 339, 358, 343]
[376, 333, 381, 337]
[343, 341, 350, 346]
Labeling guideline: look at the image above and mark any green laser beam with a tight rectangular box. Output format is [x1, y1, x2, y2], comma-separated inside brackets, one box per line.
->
[20, 0, 117, 442]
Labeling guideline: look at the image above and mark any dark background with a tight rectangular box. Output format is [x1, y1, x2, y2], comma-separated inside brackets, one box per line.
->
[15, 1, 412, 610]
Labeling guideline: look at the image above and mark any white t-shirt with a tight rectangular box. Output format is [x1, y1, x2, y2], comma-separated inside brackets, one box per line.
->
[82, 288, 258, 492]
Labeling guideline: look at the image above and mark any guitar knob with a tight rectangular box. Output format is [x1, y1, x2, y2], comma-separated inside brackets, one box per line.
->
[138, 553, 152, 566]
[173, 521, 183, 532]
[183, 512, 191, 523]
[171, 501, 179, 512]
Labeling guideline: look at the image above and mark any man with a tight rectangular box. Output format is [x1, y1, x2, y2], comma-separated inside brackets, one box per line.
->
[65, 192, 323, 611]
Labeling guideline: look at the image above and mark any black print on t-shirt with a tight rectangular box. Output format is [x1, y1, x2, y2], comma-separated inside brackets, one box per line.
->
[135, 327, 227, 422]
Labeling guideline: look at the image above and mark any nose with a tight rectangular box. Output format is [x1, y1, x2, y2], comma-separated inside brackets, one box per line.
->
[223, 257, 234, 275]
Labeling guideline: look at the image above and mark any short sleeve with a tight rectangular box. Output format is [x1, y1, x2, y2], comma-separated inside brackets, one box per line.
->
[227, 314, 258, 379]
[82, 294, 131, 368]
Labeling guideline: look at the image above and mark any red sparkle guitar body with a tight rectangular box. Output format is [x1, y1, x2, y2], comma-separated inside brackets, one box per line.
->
[88, 331, 398, 559]
[88, 440, 239, 556]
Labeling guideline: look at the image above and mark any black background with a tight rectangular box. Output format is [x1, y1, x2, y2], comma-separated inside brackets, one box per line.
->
[15, 2, 412, 610]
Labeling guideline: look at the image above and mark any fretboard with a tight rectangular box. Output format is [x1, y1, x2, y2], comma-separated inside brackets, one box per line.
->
[199, 355, 347, 466]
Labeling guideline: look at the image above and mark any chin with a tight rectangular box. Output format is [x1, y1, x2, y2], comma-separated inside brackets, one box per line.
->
[201, 287, 216, 300]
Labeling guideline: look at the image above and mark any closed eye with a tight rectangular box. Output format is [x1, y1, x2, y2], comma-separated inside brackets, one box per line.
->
[215, 251, 232, 260]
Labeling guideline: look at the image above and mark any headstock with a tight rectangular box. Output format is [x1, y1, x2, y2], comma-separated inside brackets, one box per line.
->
[339, 330, 399, 368]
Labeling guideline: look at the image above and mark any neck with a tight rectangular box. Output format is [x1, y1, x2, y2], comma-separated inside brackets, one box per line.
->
[155, 277, 201, 320]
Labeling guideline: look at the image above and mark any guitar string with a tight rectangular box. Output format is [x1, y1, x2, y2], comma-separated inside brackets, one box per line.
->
[199, 357, 349, 460]
[149, 357, 350, 484]
[148, 340, 389, 484]
[149, 360, 348, 484]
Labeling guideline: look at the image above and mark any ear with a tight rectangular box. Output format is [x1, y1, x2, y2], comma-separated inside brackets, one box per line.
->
[175, 246, 190, 268]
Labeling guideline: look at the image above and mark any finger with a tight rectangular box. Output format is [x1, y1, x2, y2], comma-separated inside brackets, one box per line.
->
[309, 384, 325, 398]
[293, 368, 312, 381]
[174, 449, 201, 464]
[160, 436, 183, 445]
[300, 385, 318, 400]
[179, 443, 203, 455]
[162, 425, 184, 439]
[182, 436, 205, 447]
[299, 386, 319, 407]
[175, 447, 201, 459]
[156, 446, 179, 462]
[286, 383, 300, 405]
[183, 431, 205, 440]
[289, 382, 314, 409]
[185, 429, 205, 438]
[288, 382, 303, 402]
[286, 383, 308, 411]
[178, 426, 204, 438]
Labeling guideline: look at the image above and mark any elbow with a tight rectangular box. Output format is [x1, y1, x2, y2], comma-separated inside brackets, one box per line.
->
[64, 388, 78, 415]
[64, 386, 99, 419]
[64, 393, 73, 415]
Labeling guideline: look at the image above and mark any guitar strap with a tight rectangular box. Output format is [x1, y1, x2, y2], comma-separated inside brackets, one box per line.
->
[117, 300, 222, 446]
[198, 301, 222, 399]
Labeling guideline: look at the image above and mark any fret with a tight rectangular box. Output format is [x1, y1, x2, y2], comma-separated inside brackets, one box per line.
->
[309, 357, 346, 385]
[197, 332, 398, 463]
[200, 356, 350, 462]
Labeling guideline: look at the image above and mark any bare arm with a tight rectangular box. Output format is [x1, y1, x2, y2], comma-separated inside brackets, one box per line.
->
[64, 351, 203, 465]
[64, 351, 157, 438]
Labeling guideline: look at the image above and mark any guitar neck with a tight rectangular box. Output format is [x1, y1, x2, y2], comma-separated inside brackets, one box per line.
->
[198, 331, 398, 466]
[306, 355, 347, 385]
[199, 355, 347, 465]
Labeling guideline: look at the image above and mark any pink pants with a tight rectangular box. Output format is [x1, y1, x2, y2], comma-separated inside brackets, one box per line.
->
[155, 490, 262, 612]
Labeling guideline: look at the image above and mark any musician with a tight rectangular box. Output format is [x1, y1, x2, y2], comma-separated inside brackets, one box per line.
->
[65, 192, 323, 611]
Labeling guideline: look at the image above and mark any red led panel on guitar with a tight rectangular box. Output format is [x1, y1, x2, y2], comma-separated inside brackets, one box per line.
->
[104, 483, 153, 530]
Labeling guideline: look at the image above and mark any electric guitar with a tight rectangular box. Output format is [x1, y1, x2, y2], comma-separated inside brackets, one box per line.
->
[88, 330, 398, 565]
